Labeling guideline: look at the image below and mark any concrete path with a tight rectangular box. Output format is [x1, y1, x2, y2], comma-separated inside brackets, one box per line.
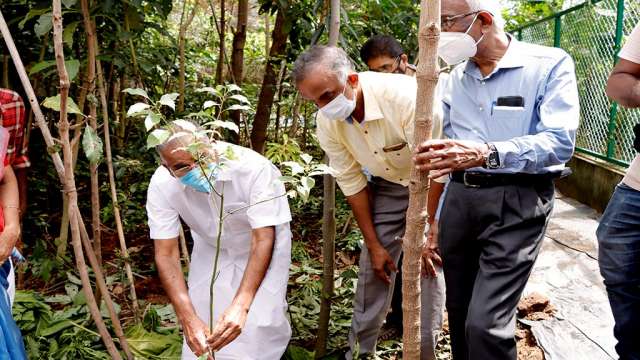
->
[523, 193, 617, 360]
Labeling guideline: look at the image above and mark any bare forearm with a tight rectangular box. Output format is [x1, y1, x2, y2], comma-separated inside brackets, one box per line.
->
[427, 180, 445, 225]
[233, 227, 275, 311]
[607, 72, 640, 108]
[346, 188, 382, 251]
[15, 168, 27, 217]
[0, 166, 20, 234]
[155, 247, 199, 323]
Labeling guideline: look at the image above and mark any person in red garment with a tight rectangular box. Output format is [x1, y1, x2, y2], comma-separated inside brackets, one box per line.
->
[0, 126, 26, 359]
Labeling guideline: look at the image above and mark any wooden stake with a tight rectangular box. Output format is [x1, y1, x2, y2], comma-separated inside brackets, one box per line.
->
[401, 0, 440, 358]
[315, 0, 340, 356]
[51, 2, 122, 358]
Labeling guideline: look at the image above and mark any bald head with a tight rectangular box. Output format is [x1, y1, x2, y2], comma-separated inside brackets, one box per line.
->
[442, 0, 505, 29]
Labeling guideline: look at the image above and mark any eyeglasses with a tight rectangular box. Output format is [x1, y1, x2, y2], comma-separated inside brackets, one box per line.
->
[372, 55, 402, 73]
[165, 163, 196, 178]
[441, 11, 480, 31]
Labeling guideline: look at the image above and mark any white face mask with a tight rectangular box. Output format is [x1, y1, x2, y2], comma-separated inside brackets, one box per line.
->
[320, 82, 356, 120]
[438, 14, 485, 66]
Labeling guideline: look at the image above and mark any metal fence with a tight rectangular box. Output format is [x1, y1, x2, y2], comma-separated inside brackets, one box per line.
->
[513, 0, 640, 167]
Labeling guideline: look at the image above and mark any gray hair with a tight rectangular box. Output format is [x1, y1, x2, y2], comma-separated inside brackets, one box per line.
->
[466, 0, 505, 28]
[291, 45, 354, 85]
[156, 121, 211, 158]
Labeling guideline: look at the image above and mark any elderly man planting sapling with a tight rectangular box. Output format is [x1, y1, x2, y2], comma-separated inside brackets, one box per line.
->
[146, 125, 291, 360]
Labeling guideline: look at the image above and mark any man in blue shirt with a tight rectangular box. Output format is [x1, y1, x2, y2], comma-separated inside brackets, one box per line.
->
[413, 0, 579, 359]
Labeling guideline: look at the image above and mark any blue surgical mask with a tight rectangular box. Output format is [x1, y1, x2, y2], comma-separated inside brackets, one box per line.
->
[180, 163, 220, 193]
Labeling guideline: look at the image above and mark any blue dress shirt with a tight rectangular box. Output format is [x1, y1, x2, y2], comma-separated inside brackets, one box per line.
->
[442, 36, 580, 174]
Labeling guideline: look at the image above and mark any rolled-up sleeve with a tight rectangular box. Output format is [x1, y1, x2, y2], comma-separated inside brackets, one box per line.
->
[493, 53, 579, 173]
[146, 181, 180, 240]
[316, 118, 368, 196]
[246, 163, 292, 229]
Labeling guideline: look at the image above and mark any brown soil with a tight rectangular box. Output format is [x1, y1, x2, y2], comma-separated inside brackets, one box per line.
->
[515, 292, 557, 360]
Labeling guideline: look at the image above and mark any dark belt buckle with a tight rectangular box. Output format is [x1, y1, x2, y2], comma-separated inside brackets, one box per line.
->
[463, 173, 481, 188]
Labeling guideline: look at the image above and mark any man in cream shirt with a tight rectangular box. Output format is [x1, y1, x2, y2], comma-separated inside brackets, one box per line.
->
[292, 45, 445, 359]
[599, 21, 640, 360]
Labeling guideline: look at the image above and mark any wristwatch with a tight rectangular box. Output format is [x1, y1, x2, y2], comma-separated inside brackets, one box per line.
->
[483, 143, 500, 169]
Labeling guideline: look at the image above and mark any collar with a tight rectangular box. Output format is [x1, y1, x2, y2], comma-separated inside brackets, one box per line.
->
[346, 72, 384, 124]
[464, 34, 524, 80]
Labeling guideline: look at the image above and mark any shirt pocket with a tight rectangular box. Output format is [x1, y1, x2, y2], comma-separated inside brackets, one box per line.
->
[491, 106, 527, 140]
[382, 141, 412, 170]
[211, 201, 252, 255]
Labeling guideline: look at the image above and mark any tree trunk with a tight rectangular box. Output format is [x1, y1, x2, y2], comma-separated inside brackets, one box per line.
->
[178, 1, 199, 112]
[215, 0, 226, 85]
[229, 0, 248, 144]
[264, 13, 270, 58]
[401, 1, 440, 358]
[315, 1, 340, 357]
[250, 7, 288, 154]
[328, 0, 340, 46]
[50, 3, 123, 359]
[273, 61, 287, 143]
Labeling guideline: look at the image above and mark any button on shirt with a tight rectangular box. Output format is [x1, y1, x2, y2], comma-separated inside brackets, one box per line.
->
[443, 36, 580, 174]
[316, 71, 447, 196]
[146, 142, 292, 359]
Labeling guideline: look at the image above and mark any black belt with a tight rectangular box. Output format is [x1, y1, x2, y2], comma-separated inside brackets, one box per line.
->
[450, 170, 567, 188]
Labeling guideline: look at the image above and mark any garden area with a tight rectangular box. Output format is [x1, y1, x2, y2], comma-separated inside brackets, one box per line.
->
[0, 0, 630, 359]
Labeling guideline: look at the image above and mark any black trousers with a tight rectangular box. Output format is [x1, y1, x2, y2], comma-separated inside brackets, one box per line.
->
[439, 180, 555, 360]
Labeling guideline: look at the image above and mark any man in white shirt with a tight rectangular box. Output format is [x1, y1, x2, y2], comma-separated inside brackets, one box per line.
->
[292, 45, 446, 359]
[146, 125, 292, 360]
[599, 21, 640, 360]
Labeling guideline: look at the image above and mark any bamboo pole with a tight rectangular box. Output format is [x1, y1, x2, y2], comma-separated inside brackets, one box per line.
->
[79, 0, 102, 275]
[94, 32, 141, 321]
[51, 2, 123, 359]
[401, 0, 440, 358]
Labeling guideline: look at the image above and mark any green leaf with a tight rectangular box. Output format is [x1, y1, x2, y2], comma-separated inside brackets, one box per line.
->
[127, 102, 151, 117]
[65, 59, 80, 82]
[195, 86, 220, 96]
[197, 354, 209, 360]
[63, 21, 79, 47]
[146, 129, 170, 149]
[210, 120, 239, 133]
[159, 93, 179, 110]
[34, 13, 53, 37]
[122, 88, 150, 100]
[278, 176, 297, 183]
[19, 8, 50, 30]
[302, 176, 315, 190]
[282, 161, 305, 175]
[226, 104, 251, 112]
[203, 100, 218, 110]
[82, 126, 103, 165]
[226, 84, 242, 92]
[29, 60, 56, 75]
[300, 153, 313, 165]
[30, 59, 80, 81]
[229, 94, 249, 104]
[62, 0, 77, 8]
[144, 113, 162, 131]
[42, 94, 84, 115]
[172, 119, 197, 132]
